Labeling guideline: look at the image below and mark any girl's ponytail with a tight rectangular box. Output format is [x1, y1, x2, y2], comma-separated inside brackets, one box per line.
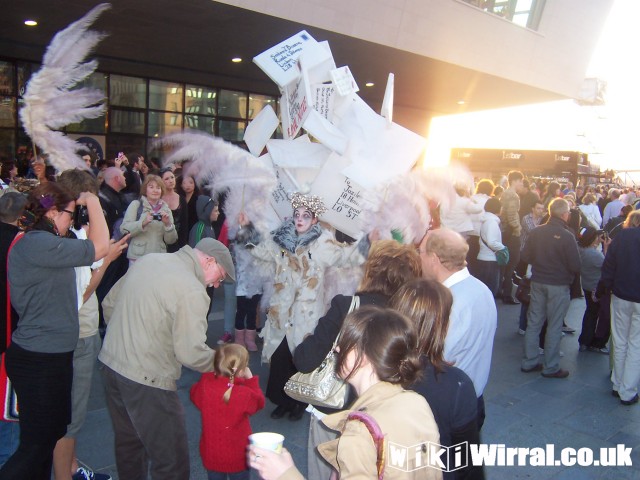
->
[213, 344, 249, 404]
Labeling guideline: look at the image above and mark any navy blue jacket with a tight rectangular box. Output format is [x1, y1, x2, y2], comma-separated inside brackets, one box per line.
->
[600, 227, 640, 303]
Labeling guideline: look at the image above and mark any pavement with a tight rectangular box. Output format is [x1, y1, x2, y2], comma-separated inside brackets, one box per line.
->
[75, 289, 640, 479]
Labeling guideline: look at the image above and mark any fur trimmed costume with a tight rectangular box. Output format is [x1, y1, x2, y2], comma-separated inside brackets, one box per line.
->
[245, 220, 368, 362]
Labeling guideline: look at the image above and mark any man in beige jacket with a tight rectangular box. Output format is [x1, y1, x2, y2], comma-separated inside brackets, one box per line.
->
[99, 238, 234, 480]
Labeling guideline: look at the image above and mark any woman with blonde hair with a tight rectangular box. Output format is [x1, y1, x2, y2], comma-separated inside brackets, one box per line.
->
[578, 193, 602, 228]
[390, 278, 483, 480]
[121, 174, 178, 262]
[293, 239, 422, 480]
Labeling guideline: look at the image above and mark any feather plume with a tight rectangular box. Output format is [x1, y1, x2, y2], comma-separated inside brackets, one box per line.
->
[19, 3, 111, 172]
[157, 131, 279, 236]
[360, 166, 460, 244]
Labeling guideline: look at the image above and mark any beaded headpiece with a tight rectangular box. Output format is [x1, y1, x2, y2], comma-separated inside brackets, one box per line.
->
[290, 192, 327, 217]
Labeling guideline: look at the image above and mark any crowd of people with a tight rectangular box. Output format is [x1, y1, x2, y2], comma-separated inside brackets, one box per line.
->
[1, 154, 640, 480]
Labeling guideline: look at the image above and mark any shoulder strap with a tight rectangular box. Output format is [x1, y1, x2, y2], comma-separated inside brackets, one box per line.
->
[332, 296, 359, 350]
[344, 411, 385, 480]
[136, 200, 144, 221]
[195, 221, 205, 244]
[479, 232, 497, 253]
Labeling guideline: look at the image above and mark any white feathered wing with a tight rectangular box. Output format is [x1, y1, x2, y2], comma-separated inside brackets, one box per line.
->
[158, 131, 278, 237]
[19, 3, 111, 171]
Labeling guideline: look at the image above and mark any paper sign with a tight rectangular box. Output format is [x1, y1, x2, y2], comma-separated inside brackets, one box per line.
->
[310, 152, 366, 238]
[243, 105, 279, 157]
[253, 31, 331, 88]
[330, 66, 359, 96]
[380, 73, 394, 124]
[281, 74, 310, 140]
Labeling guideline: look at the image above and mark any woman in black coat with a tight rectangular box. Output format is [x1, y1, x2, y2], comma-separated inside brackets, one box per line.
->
[292, 239, 422, 480]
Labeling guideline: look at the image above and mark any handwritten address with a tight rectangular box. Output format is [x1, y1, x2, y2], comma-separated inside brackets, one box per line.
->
[331, 178, 362, 220]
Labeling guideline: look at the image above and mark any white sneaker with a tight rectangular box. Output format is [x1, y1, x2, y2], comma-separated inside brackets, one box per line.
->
[538, 348, 564, 357]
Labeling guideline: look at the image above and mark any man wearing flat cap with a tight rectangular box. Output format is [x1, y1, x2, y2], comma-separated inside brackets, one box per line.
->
[99, 238, 235, 480]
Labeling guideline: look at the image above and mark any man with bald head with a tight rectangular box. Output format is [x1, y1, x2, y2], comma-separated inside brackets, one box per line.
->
[520, 198, 581, 379]
[99, 167, 127, 237]
[419, 227, 497, 428]
[96, 167, 129, 327]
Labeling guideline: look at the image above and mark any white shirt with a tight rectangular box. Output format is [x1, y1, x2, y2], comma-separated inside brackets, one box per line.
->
[442, 268, 497, 396]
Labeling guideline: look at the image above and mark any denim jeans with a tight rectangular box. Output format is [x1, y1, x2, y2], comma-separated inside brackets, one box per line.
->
[0, 421, 19, 467]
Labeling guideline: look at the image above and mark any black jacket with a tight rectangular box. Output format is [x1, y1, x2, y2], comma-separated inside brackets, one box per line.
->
[98, 183, 126, 238]
[293, 292, 388, 413]
[521, 216, 581, 286]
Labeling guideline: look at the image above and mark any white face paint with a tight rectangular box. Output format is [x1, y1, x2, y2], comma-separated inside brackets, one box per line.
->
[293, 207, 317, 234]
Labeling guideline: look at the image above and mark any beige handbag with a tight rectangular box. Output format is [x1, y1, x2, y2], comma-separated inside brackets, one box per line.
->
[284, 296, 360, 409]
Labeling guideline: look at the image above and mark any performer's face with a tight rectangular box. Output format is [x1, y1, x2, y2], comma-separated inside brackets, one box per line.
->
[293, 207, 317, 234]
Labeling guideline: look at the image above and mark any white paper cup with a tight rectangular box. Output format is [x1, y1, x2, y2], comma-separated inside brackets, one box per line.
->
[249, 432, 284, 453]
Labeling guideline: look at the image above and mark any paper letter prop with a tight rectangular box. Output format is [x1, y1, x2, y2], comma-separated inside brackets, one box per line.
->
[243, 105, 279, 157]
[253, 31, 331, 89]
[302, 109, 348, 155]
[281, 74, 310, 140]
[330, 66, 359, 96]
[380, 73, 394, 124]
[310, 152, 366, 238]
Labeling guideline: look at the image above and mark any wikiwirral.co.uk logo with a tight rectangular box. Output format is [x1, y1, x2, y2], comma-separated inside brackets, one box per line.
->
[387, 442, 633, 471]
[388, 441, 468, 472]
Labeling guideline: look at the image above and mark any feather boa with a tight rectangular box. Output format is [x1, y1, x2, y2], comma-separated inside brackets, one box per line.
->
[19, 3, 111, 172]
[157, 131, 278, 237]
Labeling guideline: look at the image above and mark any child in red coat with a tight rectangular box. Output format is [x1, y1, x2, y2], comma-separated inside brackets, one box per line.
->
[191, 344, 265, 480]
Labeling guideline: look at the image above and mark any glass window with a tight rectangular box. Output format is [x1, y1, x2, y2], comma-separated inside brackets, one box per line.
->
[185, 85, 216, 115]
[149, 111, 182, 138]
[110, 75, 147, 108]
[74, 71, 107, 95]
[0, 129, 15, 159]
[66, 113, 106, 134]
[106, 134, 146, 160]
[17, 62, 39, 97]
[110, 108, 146, 134]
[0, 97, 15, 128]
[218, 89, 247, 119]
[248, 94, 277, 119]
[185, 114, 215, 134]
[461, 0, 545, 30]
[149, 80, 183, 112]
[0, 61, 14, 96]
[218, 120, 246, 142]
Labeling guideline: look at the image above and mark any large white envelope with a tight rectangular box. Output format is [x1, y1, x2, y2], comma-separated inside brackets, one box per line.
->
[243, 104, 279, 157]
[302, 109, 348, 155]
[337, 96, 426, 189]
[253, 31, 331, 89]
